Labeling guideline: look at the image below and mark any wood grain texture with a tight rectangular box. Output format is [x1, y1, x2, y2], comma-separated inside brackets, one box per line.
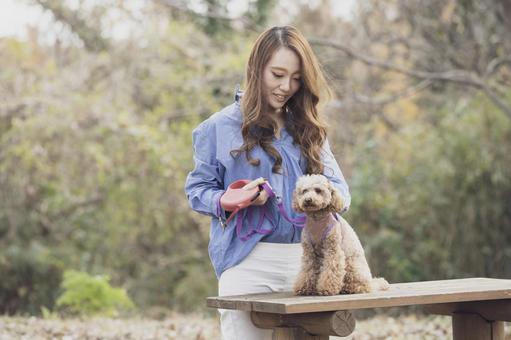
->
[251, 310, 355, 336]
[452, 312, 505, 340]
[207, 278, 511, 314]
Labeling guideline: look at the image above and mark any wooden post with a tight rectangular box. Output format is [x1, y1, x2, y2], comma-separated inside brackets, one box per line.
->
[251, 310, 355, 338]
[452, 312, 504, 340]
[425, 300, 510, 340]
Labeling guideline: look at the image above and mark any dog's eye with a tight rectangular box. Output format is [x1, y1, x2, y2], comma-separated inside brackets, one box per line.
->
[314, 188, 322, 194]
[302, 189, 308, 194]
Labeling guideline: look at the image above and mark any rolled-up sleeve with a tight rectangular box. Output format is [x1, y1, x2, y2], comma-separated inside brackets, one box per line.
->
[184, 120, 226, 218]
[321, 138, 351, 213]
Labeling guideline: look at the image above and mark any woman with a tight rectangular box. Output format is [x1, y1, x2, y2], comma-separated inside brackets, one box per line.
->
[185, 25, 350, 339]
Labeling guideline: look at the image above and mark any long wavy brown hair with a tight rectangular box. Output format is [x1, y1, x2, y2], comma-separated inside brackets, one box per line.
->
[231, 26, 332, 174]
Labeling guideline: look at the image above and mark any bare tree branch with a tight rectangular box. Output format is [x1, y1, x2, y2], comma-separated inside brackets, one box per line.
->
[51, 194, 104, 220]
[310, 37, 511, 120]
[353, 79, 434, 106]
[485, 56, 511, 78]
[156, 0, 262, 32]
[310, 38, 482, 86]
[34, 0, 109, 52]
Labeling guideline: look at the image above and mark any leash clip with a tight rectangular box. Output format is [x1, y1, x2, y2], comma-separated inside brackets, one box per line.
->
[275, 194, 282, 203]
[219, 217, 227, 230]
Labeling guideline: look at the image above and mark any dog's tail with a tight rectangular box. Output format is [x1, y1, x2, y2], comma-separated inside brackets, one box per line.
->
[371, 277, 390, 291]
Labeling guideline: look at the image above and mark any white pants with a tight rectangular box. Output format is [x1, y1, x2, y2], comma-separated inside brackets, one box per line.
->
[218, 242, 303, 340]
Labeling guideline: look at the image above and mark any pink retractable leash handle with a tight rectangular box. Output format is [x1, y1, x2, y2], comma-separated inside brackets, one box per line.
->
[220, 179, 260, 225]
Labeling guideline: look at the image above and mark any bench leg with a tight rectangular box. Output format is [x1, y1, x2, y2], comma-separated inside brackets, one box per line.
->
[272, 327, 328, 340]
[452, 312, 505, 340]
[251, 310, 355, 339]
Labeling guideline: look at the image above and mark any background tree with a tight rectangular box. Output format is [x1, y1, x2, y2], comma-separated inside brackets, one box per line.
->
[300, 0, 511, 281]
[0, 0, 509, 315]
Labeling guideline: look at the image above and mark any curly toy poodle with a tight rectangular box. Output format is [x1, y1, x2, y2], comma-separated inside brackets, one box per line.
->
[292, 174, 389, 296]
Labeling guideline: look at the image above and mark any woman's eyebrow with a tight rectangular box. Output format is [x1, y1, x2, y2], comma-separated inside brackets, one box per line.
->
[270, 66, 301, 75]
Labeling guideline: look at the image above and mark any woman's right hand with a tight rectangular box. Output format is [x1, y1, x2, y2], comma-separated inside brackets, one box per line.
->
[242, 177, 269, 206]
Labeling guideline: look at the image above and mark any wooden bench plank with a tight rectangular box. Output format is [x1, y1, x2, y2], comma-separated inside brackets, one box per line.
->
[207, 278, 511, 314]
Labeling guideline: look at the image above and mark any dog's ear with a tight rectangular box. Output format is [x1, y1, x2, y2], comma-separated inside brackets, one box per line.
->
[328, 183, 344, 213]
[292, 189, 303, 213]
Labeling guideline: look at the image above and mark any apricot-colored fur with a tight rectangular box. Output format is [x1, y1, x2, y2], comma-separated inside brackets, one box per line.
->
[292, 174, 389, 296]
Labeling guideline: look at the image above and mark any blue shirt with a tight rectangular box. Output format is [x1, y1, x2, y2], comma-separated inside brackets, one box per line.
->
[184, 92, 351, 278]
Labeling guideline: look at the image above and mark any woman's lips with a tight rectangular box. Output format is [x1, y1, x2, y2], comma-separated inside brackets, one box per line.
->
[273, 93, 287, 102]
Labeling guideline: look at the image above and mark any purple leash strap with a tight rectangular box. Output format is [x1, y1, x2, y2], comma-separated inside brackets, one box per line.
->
[260, 182, 306, 228]
[228, 181, 305, 242]
[235, 205, 275, 241]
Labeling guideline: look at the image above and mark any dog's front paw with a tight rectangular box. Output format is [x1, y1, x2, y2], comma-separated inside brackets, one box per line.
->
[294, 284, 306, 296]
[293, 271, 317, 296]
[294, 284, 318, 296]
[295, 287, 312, 296]
[316, 288, 338, 296]
[294, 281, 316, 295]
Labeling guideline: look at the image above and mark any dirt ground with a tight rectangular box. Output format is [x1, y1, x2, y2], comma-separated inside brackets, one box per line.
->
[0, 314, 509, 339]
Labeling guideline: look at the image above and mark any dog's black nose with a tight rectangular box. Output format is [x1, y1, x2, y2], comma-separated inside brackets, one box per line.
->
[305, 198, 312, 204]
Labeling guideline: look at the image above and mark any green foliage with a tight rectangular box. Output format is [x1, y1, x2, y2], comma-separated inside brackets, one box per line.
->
[245, 0, 278, 26]
[35, 0, 110, 52]
[173, 263, 217, 313]
[350, 92, 511, 281]
[0, 15, 243, 314]
[0, 244, 63, 315]
[56, 270, 135, 317]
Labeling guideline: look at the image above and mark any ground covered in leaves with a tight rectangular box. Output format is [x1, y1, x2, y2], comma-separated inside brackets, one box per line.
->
[0, 314, 509, 339]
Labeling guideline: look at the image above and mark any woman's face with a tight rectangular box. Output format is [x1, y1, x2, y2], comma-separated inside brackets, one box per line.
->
[262, 46, 302, 114]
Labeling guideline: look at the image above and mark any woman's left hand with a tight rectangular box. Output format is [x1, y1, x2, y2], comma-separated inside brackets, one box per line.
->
[242, 177, 269, 206]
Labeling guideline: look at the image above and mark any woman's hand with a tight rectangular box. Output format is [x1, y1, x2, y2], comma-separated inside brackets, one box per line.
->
[242, 177, 269, 206]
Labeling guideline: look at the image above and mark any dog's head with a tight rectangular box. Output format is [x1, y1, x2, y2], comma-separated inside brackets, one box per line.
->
[292, 174, 344, 214]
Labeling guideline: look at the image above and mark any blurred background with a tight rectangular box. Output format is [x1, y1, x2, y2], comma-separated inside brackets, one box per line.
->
[0, 0, 510, 318]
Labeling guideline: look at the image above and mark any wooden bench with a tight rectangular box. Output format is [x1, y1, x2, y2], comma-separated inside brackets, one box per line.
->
[207, 278, 511, 339]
